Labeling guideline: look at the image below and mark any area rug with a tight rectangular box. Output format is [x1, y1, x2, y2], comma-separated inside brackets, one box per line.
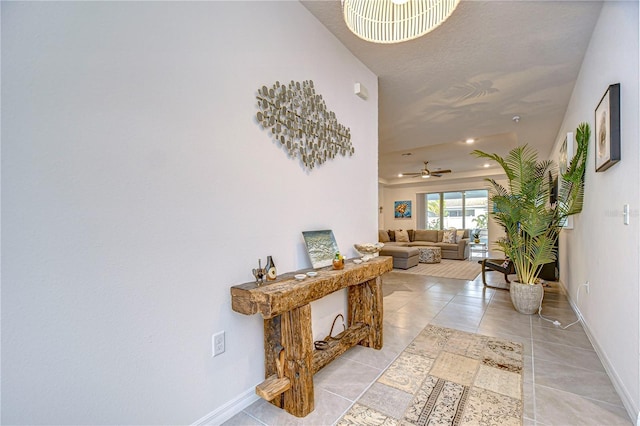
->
[337, 325, 523, 426]
[398, 259, 482, 281]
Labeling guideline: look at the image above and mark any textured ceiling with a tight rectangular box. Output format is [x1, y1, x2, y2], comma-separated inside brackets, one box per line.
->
[300, 0, 603, 185]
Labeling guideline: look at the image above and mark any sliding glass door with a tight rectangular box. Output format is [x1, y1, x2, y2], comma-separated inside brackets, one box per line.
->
[424, 190, 488, 236]
[442, 192, 463, 229]
[425, 193, 441, 229]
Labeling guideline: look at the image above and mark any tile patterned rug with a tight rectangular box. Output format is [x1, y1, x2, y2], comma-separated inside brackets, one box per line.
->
[337, 325, 523, 425]
[397, 259, 482, 281]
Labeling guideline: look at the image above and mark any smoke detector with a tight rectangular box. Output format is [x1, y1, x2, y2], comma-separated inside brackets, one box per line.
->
[512, 115, 521, 123]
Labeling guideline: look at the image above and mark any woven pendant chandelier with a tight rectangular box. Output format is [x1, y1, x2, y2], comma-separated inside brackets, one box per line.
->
[342, 0, 461, 44]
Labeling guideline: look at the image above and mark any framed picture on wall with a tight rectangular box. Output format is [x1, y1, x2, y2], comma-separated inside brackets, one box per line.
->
[394, 200, 412, 218]
[559, 132, 573, 176]
[595, 83, 621, 172]
[558, 133, 573, 229]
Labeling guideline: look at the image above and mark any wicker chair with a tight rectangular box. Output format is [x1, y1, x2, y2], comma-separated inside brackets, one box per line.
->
[478, 258, 515, 290]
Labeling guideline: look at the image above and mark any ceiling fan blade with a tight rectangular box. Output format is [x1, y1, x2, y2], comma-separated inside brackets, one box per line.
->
[400, 164, 451, 178]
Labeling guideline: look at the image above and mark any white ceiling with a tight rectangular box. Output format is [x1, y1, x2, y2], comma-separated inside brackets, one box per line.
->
[300, 0, 603, 185]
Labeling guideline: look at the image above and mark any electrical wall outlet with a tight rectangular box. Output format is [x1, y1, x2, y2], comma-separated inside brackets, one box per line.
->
[212, 331, 225, 357]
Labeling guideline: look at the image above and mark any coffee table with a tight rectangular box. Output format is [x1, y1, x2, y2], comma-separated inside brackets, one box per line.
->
[418, 246, 442, 264]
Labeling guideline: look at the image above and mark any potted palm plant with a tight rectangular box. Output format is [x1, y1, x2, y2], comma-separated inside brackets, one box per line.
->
[472, 123, 589, 314]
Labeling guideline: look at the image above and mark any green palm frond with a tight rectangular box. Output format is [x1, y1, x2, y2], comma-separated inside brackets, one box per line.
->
[471, 125, 589, 284]
[558, 122, 590, 220]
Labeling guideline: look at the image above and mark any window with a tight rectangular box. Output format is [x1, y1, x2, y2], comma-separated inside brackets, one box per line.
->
[425, 193, 441, 229]
[424, 190, 488, 233]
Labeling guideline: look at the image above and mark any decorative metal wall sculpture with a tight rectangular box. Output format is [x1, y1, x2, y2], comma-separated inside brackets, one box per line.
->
[255, 80, 354, 170]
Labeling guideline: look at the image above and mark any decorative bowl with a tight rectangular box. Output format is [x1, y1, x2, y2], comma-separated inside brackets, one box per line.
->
[353, 242, 384, 261]
[294, 274, 306, 280]
[306, 271, 318, 277]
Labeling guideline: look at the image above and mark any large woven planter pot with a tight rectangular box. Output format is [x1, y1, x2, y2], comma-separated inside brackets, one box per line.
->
[510, 281, 544, 314]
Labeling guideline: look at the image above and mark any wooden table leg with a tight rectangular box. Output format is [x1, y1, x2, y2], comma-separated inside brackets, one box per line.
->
[280, 303, 314, 417]
[263, 315, 284, 408]
[348, 277, 383, 349]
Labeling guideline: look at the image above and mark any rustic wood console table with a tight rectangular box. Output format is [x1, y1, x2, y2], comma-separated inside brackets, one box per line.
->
[230, 256, 393, 417]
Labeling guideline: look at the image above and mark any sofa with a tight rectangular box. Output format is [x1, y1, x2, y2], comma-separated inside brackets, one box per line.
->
[379, 245, 420, 269]
[378, 229, 470, 265]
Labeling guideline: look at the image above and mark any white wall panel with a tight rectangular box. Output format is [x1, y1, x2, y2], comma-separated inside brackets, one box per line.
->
[2, 2, 378, 423]
[550, 1, 639, 418]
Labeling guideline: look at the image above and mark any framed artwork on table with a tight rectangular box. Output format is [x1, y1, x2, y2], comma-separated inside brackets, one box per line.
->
[595, 83, 621, 172]
[302, 230, 339, 268]
[394, 200, 412, 218]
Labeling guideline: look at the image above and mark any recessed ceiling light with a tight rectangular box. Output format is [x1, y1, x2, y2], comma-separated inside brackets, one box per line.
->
[465, 138, 475, 144]
[483, 163, 490, 168]
[398, 173, 404, 177]
[401, 152, 413, 156]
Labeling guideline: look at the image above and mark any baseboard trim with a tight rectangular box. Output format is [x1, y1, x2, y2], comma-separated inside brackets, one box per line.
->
[559, 280, 639, 423]
[192, 387, 259, 426]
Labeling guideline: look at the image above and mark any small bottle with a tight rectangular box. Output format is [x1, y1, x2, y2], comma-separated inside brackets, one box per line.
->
[265, 256, 277, 281]
[333, 252, 344, 270]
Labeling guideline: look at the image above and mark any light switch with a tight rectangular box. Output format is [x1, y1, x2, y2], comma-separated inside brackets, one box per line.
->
[623, 204, 630, 225]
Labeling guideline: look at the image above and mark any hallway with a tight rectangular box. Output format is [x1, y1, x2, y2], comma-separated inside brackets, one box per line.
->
[225, 270, 632, 425]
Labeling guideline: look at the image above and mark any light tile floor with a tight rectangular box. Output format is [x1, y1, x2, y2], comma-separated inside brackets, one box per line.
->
[224, 268, 632, 426]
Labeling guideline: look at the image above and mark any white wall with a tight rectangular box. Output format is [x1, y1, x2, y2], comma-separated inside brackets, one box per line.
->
[550, 1, 639, 418]
[2, 2, 378, 424]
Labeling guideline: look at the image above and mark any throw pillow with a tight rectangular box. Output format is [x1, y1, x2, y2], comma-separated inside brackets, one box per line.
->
[456, 230, 465, 242]
[378, 230, 391, 243]
[442, 229, 457, 243]
[395, 229, 410, 242]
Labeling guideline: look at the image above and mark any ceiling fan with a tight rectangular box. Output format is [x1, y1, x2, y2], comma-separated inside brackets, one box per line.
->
[400, 161, 452, 179]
